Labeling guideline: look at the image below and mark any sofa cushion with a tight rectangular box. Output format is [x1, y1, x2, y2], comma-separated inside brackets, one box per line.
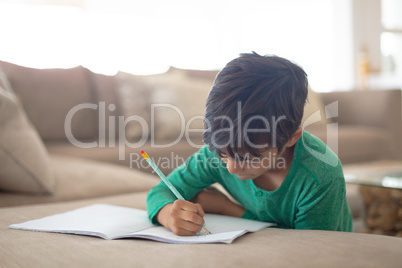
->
[168, 66, 219, 80]
[45, 136, 204, 176]
[147, 69, 211, 141]
[0, 153, 159, 207]
[115, 72, 152, 141]
[114, 69, 211, 143]
[0, 61, 97, 141]
[0, 66, 13, 92]
[92, 72, 120, 140]
[0, 71, 54, 194]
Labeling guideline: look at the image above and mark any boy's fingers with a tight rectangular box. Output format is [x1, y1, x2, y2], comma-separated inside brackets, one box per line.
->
[172, 225, 200, 236]
[173, 199, 199, 213]
[177, 219, 203, 234]
[177, 210, 204, 227]
[173, 199, 206, 217]
[194, 203, 205, 217]
[169, 208, 204, 236]
[171, 200, 206, 232]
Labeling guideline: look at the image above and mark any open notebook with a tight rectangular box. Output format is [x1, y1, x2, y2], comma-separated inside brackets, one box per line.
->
[9, 204, 275, 244]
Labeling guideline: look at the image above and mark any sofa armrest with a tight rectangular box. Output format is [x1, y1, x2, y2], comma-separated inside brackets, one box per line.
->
[319, 89, 401, 129]
[320, 89, 402, 159]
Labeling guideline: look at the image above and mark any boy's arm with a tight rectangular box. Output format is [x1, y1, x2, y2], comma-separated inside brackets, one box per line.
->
[146, 145, 218, 226]
[192, 186, 246, 217]
[294, 177, 352, 231]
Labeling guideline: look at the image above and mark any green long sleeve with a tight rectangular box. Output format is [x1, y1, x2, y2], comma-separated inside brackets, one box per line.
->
[146, 131, 352, 231]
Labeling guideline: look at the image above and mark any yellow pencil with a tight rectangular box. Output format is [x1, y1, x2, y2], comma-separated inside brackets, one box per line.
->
[141, 150, 211, 234]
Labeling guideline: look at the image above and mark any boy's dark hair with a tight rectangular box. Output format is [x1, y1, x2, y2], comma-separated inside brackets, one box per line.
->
[203, 52, 308, 159]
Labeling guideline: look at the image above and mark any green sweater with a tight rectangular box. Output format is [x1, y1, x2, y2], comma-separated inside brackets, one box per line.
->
[146, 131, 353, 231]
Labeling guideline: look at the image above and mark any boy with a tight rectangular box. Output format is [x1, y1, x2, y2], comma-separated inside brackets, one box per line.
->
[146, 52, 352, 236]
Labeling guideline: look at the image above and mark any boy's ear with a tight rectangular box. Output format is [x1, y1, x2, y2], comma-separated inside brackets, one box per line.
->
[285, 127, 303, 147]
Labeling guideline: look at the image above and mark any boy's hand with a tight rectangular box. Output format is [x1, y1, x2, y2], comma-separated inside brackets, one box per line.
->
[156, 200, 205, 236]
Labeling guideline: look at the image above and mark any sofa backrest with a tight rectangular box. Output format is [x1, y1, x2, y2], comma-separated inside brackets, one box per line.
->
[0, 61, 119, 142]
[0, 61, 219, 145]
[320, 89, 402, 131]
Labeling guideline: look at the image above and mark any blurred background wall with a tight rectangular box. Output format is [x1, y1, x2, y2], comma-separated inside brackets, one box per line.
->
[0, 0, 400, 92]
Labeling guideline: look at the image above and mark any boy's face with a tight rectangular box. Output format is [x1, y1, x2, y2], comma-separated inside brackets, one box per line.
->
[219, 147, 286, 180]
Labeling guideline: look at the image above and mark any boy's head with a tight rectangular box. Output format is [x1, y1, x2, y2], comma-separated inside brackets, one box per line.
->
[203, 52, 308, 159]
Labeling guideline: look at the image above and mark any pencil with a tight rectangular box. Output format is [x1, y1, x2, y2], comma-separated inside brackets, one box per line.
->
[140, 150, 211, 234]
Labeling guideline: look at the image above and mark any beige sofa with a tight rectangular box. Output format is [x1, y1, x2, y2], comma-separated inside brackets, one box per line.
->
[1, 61, 402, 267]
[1, 60, 401, 176]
